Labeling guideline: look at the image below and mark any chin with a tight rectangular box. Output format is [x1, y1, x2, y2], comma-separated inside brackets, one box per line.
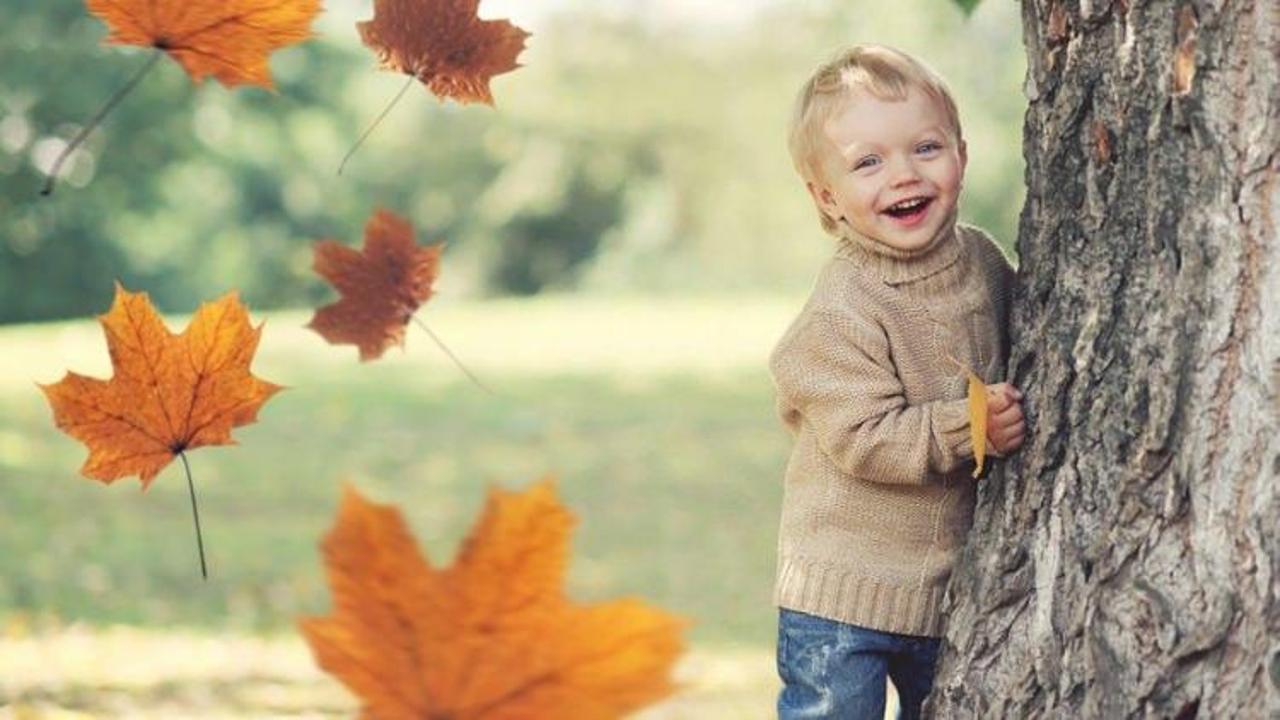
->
[878, 223, 939, 250]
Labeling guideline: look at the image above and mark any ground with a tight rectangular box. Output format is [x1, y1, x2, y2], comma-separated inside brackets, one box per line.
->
[0, 624, 792, 718]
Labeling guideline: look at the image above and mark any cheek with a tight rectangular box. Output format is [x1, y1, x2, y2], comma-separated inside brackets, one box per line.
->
[843, 182, 880, 216]
[934, 159, 963, 194]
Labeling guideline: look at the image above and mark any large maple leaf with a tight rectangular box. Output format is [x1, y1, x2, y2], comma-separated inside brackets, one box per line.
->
[299, 480, 686, 720]
[357, 0, 529, 105]
[307, 209, 443, 362]
[85, 0, 322, 88]
[40, 284, 282, 488]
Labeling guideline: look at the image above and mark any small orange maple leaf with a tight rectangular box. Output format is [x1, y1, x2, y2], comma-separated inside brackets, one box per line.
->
[85, 0, 322, 88]
[307, 209, 443, 362]
[40, 283, 282, 488]
[357, 0, 530, 105]
[299, 480, 687, 720]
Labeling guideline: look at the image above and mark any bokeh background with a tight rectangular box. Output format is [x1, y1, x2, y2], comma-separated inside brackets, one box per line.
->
[0, 0, 1026, 716]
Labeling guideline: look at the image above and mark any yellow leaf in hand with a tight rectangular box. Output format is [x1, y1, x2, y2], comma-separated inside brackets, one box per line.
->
[968, 370, 987, 478]
[943, 350, 990, 479]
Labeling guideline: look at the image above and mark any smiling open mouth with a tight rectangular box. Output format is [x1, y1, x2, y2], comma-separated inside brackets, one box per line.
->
[883, 197, 933, 221]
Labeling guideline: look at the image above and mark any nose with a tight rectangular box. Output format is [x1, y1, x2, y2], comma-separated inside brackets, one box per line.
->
[888, 155, 922, 188]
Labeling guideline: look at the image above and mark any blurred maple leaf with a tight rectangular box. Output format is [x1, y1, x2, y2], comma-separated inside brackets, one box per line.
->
[43, 0, 320, 193]
[299, 480, 686, 720]
[41, 284, 281, 487]
[358, 0, 529, 105]
[307, 209, 443, 362]
[85, 0, 321, 88]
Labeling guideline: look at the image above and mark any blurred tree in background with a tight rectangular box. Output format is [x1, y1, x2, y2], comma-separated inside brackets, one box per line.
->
[0, 0, 1025, 324]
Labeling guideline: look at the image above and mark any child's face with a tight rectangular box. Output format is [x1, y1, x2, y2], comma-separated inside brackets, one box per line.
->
[809, 87, 966, 251]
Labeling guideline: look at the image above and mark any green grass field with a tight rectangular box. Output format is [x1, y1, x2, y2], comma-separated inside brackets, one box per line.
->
[1, 295, 798, 641]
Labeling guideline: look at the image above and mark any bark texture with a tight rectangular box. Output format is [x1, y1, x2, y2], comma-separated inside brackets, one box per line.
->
[929, 1, 1279, 717]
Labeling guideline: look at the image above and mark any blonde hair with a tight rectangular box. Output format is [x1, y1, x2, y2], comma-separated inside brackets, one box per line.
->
[789, 45, 963, 235]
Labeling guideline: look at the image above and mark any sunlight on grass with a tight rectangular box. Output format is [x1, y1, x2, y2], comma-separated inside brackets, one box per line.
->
[0, 294, 802, 394]
[0, 625, 788, 719]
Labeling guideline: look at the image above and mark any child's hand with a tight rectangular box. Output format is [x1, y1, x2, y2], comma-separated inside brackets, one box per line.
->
[985, 383, 1025, 456]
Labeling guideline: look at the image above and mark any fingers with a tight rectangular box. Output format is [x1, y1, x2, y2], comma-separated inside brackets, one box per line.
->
[985, 383, 1024, 410]
[991, 399, 1023, 426]
[986, 396, 1023, 431]
[986, 424, 1025, 456]
[998, 426, 1026, 453]
[990, 419, 1026, 450]
[983, 383, 1027, 455]
[986, 383, 1023, 401]
[986, 386, 1013, 412]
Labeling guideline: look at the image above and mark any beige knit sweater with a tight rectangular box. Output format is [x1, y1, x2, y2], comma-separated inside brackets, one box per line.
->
[769, 214, 1015, 637]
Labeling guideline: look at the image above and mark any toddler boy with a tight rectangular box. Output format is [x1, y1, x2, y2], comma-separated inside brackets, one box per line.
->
[769, 44, 1025, 719]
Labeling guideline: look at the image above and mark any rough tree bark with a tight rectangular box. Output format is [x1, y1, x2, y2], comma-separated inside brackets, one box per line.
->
[928, 1, 1278, 717]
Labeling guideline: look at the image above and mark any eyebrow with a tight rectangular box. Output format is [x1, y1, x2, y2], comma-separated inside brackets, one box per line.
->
[915, 126, 950, 141]
[839, 138, 883, 164]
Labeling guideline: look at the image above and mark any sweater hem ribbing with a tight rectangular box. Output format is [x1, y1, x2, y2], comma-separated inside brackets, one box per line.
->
[773, 555, 948, 638]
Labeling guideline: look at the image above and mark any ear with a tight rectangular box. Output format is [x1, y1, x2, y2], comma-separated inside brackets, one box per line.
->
[806, 180, 841, 223]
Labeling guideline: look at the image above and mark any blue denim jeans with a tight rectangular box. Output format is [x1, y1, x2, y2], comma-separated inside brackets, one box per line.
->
[776, 608, 942, 719]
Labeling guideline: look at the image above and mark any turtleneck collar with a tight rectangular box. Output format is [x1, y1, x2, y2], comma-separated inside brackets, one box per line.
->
[833, 207, 961, 285]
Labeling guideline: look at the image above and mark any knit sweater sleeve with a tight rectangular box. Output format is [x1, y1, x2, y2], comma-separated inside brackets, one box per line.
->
[770, 309, 975, 485]
[963, 224, 1017, 373]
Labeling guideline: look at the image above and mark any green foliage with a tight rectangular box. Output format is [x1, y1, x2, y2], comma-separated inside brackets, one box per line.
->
[0, 0, 1025, 324]
[487, 140, 661, 294]
[952, 0, 984, 17]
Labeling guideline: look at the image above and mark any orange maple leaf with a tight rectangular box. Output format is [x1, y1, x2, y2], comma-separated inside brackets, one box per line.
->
[307, 209, 443, 362]
[40, 284, 282, 488]
[299, 480, 686, 720]
[42, 0, 321, 194]
[85, 0, 321, 88]
[357, 0, 530, 105]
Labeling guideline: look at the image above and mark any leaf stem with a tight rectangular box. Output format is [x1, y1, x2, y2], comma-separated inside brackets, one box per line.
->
[41, 49, 164, 196]
[179, 451, 209, 580]
[410, 314, 495, 395]
[338, 75, 416, 175]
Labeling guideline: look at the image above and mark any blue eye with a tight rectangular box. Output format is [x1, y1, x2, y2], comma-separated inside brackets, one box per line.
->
[854, 156, 879, 170]
[916, 141, 942, 154]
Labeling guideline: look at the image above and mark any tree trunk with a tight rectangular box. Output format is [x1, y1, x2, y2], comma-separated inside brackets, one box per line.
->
[928, 1, 1279, 717]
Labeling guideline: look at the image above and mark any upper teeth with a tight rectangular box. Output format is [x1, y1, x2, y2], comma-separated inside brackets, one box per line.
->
[889, 198, 927, 211]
